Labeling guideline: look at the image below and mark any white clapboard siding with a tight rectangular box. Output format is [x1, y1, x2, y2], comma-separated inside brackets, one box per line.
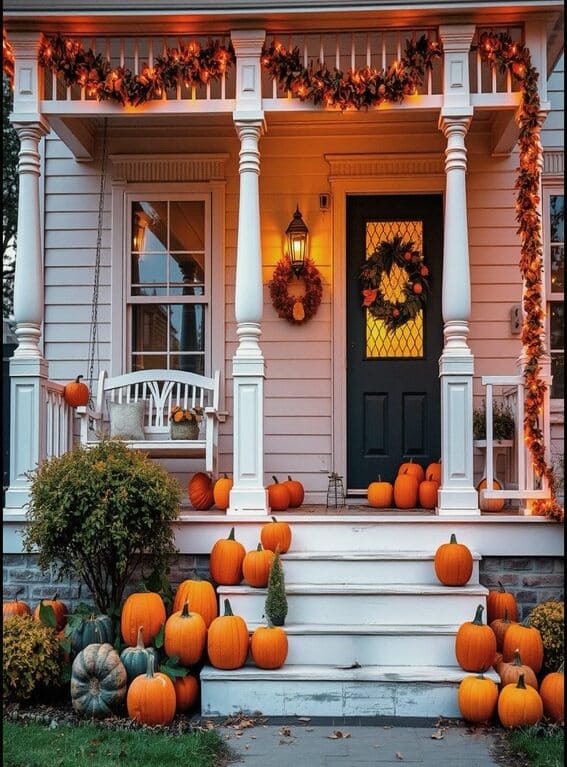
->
[541, 53, 564, 148]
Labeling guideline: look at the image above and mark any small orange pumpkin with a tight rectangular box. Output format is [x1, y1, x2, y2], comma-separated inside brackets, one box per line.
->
[267, 476, 290, 512]
[367, 475, 394, 508]
[498, 648, 539, 690]
[172, 578, 218, 628]
[486, 581, 518, 623]
[120, 591, 166, 647]
[164, 601, 207, 667]
[213, 474, 233, 511]
[397, 459, 425, 483]
[539, 663, 564, 723]
[457, 672, 499, 723]
[174, 674, 200, 713]
[477, 478, 505, 512]
[282, 475, 304, 508]
[393, 471, 419, 509]
[498, 673, 543, 728]
[188, 472, 215, 510]
[434, 533, 473, 586]
[209, 527, 246, 585]
[63, 375, 90, 407]
[33, 593, 68, 632]
[455, 604, 497, 673]
[207, 599, 249, 670]
[260, 516, 292, 554]
[490, 609, 515, 651]
[3, 588, 31, 620]
[250, 625, 288, 669]
[502, 618, 544, 674]
[127, 654, 176, 726]
[242, 544, 275, 588]
[425, 460, 442, 484]
[418, 476, 440, 509]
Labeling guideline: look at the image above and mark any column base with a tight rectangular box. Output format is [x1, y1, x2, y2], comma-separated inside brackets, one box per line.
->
[436, 487, 480, 515]
[227, 486, 270, 516]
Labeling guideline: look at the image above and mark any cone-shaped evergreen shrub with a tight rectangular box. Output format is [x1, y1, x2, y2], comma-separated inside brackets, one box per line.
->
[265, 550, 288, 626]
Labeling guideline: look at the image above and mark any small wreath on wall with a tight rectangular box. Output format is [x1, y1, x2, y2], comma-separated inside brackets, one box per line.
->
[359, 235, 429, 332]
[269, 255, 323, 324]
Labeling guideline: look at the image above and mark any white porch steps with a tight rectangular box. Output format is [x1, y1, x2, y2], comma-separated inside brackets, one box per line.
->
[200, 547, 497, 718]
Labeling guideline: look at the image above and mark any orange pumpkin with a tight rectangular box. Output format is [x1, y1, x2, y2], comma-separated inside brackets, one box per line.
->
[393, 471, 419, 509]
[457, 672, 499, 723]
[207, 599, 249, 670]
[490, 610, 515, 651]
[213, 474, 233, 511]
[209, 527, 246, 585]
[282, 475, 304, 508]
[455, 604, 497, 673]
[539, 664, 564, 723]
[127, 654, 176, 726]
[498, 673, 543, 728]
[63, 375, 90, 407]
[260, 516, 292, 554]
[267, 476, 290, 512]
[502, 619, 544, 674]
[164, 601, 207, 667]
[3, 588, 31, 620]
[367, 476, 394, 508]
[493, 651, 503, 670]
[174, 674, 199, 713]
[434, 533, 473, 586]
[242, 544, 275, 588]
[418, 477, 440, 509]
[188, 472, 215, 510]
[250, 625, 288, 669]
[172, 578, 218, 628]
[121, 591, 166, 647]
[33, 593, 68, 632]
[425, 460, 442, 484]
[486, 581, 518, 623]
[397, 459, 425, 483]
[498, 648, 539, 690]
[477, 478, 505, 512]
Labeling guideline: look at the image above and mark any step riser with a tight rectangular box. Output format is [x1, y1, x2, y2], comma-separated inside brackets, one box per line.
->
[201, 679, 462, 718]
[282, 633, 457, 666]
[281, 559, 480, 585]
[221, 592, 486, 625]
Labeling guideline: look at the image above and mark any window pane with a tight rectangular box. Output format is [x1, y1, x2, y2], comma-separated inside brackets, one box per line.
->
[131, 253, 167, 288]
[550, 303, 564, 349]
[132, 202, 168, 253]
[132, 305, 170, 352]
[170, 201, 205, 251]
[550, 195, 564, 243]
[551, 354, 564, 400]
[132, 354, 168, 371]
[170, 251, 205, 288]
[170, 354, 205, 375]
[550, 245, 564, 293]
[170, 304, 205, 352]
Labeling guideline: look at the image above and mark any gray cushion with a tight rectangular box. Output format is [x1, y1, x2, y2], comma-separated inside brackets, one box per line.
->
[108, 401, 145, 440]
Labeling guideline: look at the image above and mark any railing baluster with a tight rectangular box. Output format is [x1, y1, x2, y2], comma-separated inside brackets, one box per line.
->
[134, 37, 139, 75]
[485, 383, 494, 491]
[120, 38, 125, 68]
[366, 32, 371, 67]
[381, 32, 387, 70]
[351, 32, 356, 70]
[335, 33, 340, 69]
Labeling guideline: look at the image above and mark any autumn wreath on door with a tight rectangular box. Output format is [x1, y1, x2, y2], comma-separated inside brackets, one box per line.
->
[269, 255, 323, 324]
[359, 235, 430, 331]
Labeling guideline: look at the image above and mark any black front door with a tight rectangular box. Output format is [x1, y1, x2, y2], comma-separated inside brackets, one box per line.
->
[346, 195, 443, 491]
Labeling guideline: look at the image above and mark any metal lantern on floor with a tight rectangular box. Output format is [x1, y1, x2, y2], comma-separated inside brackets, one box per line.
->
[326, 472, 346, 509]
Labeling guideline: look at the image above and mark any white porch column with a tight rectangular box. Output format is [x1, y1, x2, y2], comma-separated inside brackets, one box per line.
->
[436, 24, 479, 515]
[228, 30, 269, 515]
[5, 32, 50, 510]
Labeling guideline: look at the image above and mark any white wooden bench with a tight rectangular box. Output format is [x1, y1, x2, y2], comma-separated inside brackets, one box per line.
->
[77, 369, 223, 474]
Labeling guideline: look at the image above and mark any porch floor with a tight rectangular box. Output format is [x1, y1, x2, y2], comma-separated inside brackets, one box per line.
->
[179, 503, 524, 517]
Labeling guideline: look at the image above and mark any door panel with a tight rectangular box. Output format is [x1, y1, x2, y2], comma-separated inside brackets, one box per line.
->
[346, 195, 443, 491]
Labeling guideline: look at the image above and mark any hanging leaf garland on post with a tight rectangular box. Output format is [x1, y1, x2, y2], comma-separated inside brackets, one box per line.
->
[359, 235, 429, 331]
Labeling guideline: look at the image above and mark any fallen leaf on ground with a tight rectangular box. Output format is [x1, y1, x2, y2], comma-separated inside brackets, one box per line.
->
[297, 716, 311, 722]
[328, 730, 351, 739]
[395, 752, 404, 760]
[279, 726, 293, 737]
[383, 725, 392, 729]
[431, 730, 445, 739]
[305, 727, 314, 732]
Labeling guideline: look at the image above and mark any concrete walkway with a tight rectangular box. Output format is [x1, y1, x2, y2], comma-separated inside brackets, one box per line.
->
[210, 716, 504, 766]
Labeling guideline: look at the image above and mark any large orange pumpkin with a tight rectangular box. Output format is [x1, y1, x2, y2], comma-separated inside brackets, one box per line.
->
[397, 459, 425, 483]
[127, 654, 176, 726]
[33, 593, 68, 632]
[457, 672, 499, 723]
[486, 581, 518, 623]
[455, 604, 497, 673]
[477, 478, 505, 512]
[434, 533, 473, 586]
[172, 578, 218, 628]
[367, 476, 394, 508]
[498, 648, 539, 690]
[418, 477, 439, 509]
[502, 619, 544, 674]
[213, 474, 233, 511]
[282, 475, 304, 508]
[174, 674, 199, 713]
[120, 591, 166, 647]
[207, 599, 249, 670]
[188, 472, 215, 510]
[393, 472, 419, 509]
[164, 601, 207, 667]
[490, 610, 515, 651]
[63, 375, 90, 407]
[242, 544, 275, 588]
[425, 460, 442, 484]
[250, 625, 288, 669]
[539, 664, 564, 723]
[3, 588, 31, 620]
[267, 476, 290, 512]
[260, 516, 292, 554]
[498, 674, 543, 728]
[209, 527, 246, 585]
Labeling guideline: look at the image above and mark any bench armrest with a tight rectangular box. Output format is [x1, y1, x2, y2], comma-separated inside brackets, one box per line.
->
[76, 405, 104, 444]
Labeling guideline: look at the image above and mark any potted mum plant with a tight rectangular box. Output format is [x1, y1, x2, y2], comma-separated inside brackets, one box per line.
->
[169, 404, 203, 440]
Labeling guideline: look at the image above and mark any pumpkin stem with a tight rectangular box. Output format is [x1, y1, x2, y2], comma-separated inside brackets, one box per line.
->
[223, 598, 234, 617]
[288, 475, 293, 482]
[378, 474, 382, 482]
[498, 581, 507, 593]
[227, 527, 236, 541]
[271, 516, 278, 523]
[51, 592, 59, 601]
[472, 604, 485, 625]
[136, 626, 145, 649]
[502, 608, 510, 623]
[516, 673, 527, 689]
[75, 375, 84, 384]
[449, 533, 458, 544]
[513, 648, 523, 667]
[15, 586, 24, 600]
[146, 652, 155, 678]
[557, 661, 564, 674]
[256, 543, 263, 551]
[181, 600, 190, 617]
[521, 614, 532, 627]
[272, 475, 279, 483]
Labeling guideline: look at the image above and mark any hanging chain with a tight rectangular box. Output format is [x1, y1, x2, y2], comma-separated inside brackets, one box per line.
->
[87, 118, 107, 405]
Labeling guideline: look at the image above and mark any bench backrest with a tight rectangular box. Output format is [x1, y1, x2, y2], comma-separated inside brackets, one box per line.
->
[96, 369, 220, 435]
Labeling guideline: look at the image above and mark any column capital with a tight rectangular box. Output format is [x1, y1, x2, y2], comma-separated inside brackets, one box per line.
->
[438, 24, 477, 52]
[438, 109, 473, 135]
[230, 29, 266, 57]
[10, 116, 50, 140]
[233, 116, 266, 138]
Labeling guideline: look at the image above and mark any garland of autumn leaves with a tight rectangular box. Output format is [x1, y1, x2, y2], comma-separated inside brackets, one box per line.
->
[269, 256, 323, 324]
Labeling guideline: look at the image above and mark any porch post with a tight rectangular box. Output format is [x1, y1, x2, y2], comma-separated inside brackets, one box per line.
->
[228, 30, 269, 515]
[436, 24, 479, 515]
[5, 32, 50, 511]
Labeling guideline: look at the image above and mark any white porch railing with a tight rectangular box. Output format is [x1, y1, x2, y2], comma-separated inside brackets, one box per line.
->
[43, 380, 74, 460]
[480, 375, 552, 513]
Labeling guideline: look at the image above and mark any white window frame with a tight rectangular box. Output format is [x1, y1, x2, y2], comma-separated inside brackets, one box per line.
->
[542, 185, 564, 404]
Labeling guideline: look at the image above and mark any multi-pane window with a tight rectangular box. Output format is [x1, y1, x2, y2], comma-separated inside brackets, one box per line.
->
[546, 193, 564, 400]
[128, 198, 208, 374]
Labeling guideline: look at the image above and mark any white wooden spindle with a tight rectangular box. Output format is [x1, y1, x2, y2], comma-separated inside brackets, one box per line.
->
[134, 38, 139, 74]
[476, 47, 482, 95]
[351, 33, 355, 70]
[148, 38, 153, 67]
[381, 33, 386, 70]
[485, 384, 494, 491]
[335, 35, 340, 69]
[366, 33, 371, 67]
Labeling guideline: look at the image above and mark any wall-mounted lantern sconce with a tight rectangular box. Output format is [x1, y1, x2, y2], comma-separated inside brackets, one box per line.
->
[285, 205, 309, 277]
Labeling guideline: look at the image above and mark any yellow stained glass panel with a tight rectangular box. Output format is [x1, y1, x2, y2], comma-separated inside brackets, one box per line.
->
[366, 220, 424, 358]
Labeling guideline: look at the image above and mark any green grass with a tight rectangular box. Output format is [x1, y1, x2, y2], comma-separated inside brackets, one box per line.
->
[3, 721, 232, 767]
[504, 725, 564, 767]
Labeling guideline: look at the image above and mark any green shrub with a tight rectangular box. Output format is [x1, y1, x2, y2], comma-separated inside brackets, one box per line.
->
[530, 600, 564, 673]
[473, 400, 515, 441]
[24, 438, 181, 614]
[3, 615, 63, 702]
[265, 551, 288, 627]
